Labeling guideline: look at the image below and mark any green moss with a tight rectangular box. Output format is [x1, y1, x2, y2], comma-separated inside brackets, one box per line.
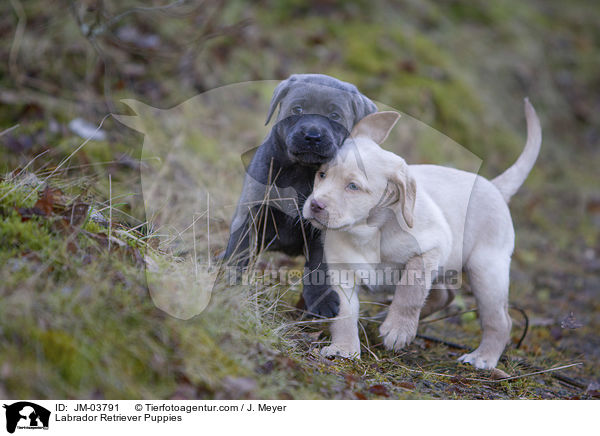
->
[0, 215, 54, 253]
[0, 181, 37, 210]
[83, 220, 104, 234]
[35, 329, 95, 385]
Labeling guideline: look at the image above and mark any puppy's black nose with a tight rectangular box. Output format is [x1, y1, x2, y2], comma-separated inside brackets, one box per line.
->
[310, 199, 326, 214]
[304, 129, 322, 145]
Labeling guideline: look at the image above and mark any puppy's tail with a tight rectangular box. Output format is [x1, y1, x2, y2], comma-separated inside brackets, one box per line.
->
[492, 98, 542, 203]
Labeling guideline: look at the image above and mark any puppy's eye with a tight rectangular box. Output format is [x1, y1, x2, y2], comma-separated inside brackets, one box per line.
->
[347, 182, 359, 191]
[318, 171, 326, 179]
[291, 106, 303, 115]
[329, 112, 341, 121]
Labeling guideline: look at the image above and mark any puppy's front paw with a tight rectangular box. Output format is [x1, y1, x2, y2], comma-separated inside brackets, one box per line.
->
[458, 350, 500, 370]
[379, 317, 417, 352]
[321, 343, 360, 359]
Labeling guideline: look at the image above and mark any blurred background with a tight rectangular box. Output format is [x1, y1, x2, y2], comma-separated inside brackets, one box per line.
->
[0, 0, 598, 399]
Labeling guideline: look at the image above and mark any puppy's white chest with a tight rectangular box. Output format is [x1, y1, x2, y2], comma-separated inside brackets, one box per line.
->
[324, 227, 381, 264]
[379, 229, 420, 265]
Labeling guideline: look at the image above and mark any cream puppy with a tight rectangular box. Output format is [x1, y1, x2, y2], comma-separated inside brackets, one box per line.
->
[302, 100, 542, 369]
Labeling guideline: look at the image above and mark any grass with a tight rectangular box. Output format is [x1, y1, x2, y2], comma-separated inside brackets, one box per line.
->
[0, 167, 593, 399]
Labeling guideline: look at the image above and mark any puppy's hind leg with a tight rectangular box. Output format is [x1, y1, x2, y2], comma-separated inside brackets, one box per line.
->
[420, 286, 456, 319]
[459, 252, 512, 369]
[321, 283, 361, 359]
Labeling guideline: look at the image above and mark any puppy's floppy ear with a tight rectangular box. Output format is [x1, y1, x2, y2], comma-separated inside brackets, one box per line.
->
[352, 94, 378, 123]
[380, 163, 416, 228]
[351, 111, 401, 145]
[265, 78, 295, 125]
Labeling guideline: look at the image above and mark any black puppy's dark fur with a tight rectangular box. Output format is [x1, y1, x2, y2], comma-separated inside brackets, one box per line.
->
[224, 114, 348, 317]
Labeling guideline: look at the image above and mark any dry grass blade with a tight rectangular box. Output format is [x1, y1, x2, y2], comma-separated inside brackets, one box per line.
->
[0, 124, 20, 137]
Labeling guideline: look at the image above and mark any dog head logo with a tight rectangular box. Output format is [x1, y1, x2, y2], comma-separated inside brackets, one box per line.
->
[3, 402, 50, 434]
[113, 82, 282, 320]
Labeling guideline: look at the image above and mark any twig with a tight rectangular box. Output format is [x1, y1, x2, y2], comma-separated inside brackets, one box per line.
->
[510, 359, 587, 390]
[509, 305, 529, 349]
[415, 332, 586, 389]
[420, 308, 477, 325]
[548, 372, 587, 390]
[388, 359, 582, 384]
[419, 305, 529, 350]
[482, 362, 583, 383]
[416, 334, 470, 350]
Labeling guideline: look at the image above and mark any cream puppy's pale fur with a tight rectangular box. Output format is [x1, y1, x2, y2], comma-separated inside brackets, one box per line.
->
[302, 100, 542, 369]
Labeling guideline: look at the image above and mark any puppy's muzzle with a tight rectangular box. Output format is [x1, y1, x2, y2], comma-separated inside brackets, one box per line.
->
[286, 115, 340, 164]
[303, 127, 323, 146]
[310, 199, 326, 214]
[290, 125, 333, 159]
[307, 198, 329, 227]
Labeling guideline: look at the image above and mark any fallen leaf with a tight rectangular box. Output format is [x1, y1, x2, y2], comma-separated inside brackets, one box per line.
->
[586, 198, 600, 214]
[34, 186, 63, 216]
[277, 356, 300, 370]
[17, 206, 44, 221]
[397, 59, 417, 73]
[367, 384, 389, 397]
[278, 392, 293, 400]
[66, 240, 78, 254]
[354, 391, 367, 400]
[344, 374, 359, 385]
[396, 381, 416, 390]
[490, 368, 510, 380]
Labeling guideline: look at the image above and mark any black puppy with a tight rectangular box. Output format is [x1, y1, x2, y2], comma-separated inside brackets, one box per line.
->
[223, 74, 377, 317]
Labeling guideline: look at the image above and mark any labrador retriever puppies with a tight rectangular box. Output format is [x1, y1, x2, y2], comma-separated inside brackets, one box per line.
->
[223, 74, 377, 318]
[303, 100, 542, 369]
